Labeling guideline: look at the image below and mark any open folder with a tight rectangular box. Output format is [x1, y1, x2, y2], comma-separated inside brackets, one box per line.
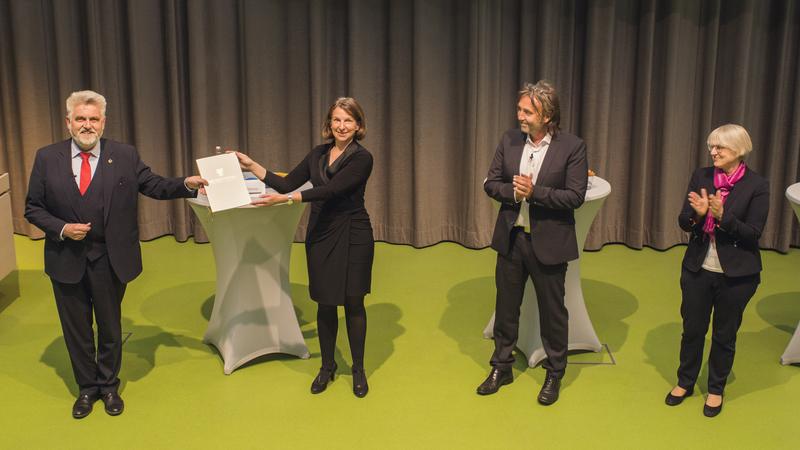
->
[196, 153, 252, 212]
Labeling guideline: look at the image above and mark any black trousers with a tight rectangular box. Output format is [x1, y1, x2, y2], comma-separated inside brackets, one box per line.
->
[677, 268, 759, 395]
[491, 228, 569, 378]
[51, 254, 127, 396]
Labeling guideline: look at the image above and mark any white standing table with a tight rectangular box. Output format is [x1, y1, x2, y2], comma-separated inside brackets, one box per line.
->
[780, 182, 800, 365]
[188, 183, 311, 374]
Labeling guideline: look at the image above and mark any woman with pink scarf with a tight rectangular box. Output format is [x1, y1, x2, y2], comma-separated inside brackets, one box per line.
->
[664, 124, 769, 417]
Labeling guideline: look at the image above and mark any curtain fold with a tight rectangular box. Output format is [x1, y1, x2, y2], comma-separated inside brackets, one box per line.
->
[1, 0, 798, 250]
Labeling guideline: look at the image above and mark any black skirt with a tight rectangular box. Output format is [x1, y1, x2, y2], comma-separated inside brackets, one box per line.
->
[306, 215, 374, 305]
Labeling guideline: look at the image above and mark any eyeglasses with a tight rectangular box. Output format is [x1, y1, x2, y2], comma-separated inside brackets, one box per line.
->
[707, 144, 730, 154]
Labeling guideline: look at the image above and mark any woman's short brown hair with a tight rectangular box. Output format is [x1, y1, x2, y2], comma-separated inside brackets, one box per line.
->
[321, 97, 367, 140]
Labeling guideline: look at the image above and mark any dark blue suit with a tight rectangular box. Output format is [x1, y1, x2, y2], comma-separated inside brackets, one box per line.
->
[25, 138, 195, 395]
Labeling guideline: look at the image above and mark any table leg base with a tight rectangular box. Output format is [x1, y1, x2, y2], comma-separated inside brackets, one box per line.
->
[204, 339, 311, 375]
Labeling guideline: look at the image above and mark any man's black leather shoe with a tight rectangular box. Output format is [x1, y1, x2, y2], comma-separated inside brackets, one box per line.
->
[101, 392, 124, 416]
[537, 373, 561, 405]
[310, 362, 338, 394]
[665, 386, 694, 406]
[476, 368, 513, 395]
[352, 369, 369, 398]
[72, 393, 99, 419]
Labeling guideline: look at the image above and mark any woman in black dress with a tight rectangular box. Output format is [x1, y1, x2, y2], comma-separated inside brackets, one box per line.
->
[665, 124, 769, 417]
[236, 98, 374, 397]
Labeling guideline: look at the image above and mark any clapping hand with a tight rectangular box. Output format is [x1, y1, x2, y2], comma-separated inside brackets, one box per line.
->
[687, 188, 710, 218]
[708, 193, 724, 220]
[513, 174, 534, 200]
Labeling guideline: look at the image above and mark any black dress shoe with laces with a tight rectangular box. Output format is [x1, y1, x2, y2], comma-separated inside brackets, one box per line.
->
[72, 392, 99, 419]
[537, 373, 561, 405]
[310, 362, 338, 394]
[352, 369, 369, 398]
[665, 386, 694, 406]
[101, 392, 124, 416]
[476, 368, 513, 395]
[703, 397, 723, 417]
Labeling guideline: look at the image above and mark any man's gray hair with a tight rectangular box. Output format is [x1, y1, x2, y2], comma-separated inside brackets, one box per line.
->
[66, 90, 107, 118]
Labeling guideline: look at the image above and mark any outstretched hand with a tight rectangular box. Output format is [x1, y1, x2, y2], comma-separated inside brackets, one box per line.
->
[232, 151, 267, 180]
[251, 194, 290, 207]
[184, 175, 208, 190]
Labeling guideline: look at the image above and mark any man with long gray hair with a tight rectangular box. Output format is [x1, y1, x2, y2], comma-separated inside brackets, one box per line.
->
[25, 90, 207, 418]
[479, 80, 588, 405]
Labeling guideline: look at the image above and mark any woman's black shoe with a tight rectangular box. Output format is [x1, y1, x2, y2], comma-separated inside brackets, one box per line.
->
[310, 362, 337, 394]
[703, 398, 723, 417]
[665, 386, 694, 406]
[352, 369, 369, 398]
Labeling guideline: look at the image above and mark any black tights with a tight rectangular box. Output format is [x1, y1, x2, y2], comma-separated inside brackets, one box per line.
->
[317, 297, 367, 371]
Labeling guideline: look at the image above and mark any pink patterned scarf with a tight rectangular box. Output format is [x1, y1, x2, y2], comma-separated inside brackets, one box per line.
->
[703, 162, 746, 238]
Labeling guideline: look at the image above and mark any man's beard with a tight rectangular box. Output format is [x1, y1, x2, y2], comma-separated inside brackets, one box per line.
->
[72, 129, 101, 150]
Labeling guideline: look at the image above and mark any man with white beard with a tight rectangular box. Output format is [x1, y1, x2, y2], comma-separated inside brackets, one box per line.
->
[25, 90, 206, 418]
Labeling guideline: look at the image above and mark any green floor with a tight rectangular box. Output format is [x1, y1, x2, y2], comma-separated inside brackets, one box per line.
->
[0, 235, 798, 449]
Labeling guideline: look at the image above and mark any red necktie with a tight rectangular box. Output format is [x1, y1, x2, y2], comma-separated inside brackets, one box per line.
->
[79, 152, 92, 195]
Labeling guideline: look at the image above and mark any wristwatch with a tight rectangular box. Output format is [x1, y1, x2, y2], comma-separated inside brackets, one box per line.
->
[285, 195, 294, 205]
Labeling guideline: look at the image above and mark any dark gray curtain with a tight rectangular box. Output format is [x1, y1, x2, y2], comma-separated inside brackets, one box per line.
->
[1, 0, 798, 250]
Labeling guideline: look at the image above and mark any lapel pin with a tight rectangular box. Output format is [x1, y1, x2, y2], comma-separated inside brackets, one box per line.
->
[108, 158, 113, 164]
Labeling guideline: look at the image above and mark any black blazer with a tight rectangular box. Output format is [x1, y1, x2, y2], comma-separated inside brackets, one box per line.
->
[485, 129, 588, 265]
[25, 139, 196, 284]
[678, 166, 769, 277]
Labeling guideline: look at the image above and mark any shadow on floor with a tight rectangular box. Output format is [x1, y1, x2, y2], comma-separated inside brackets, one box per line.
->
[440, 276, 638, 388]
[581, 278, 639, 354]
[0, 270, 21, 315]
[218, 284, 403, 381]
[756, 291, 800, 335]
[40, 316, 210, 397]
[643, 319, 800, 401]
[138, 281, 216, 334]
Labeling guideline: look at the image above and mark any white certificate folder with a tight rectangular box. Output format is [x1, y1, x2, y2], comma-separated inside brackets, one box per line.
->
[196, 153, 252, 212]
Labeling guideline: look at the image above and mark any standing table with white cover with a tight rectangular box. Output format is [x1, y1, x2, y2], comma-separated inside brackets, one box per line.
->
[780, 182, 800, 365]
[188, 183, 311, 374]
[483, 177, 612, 367]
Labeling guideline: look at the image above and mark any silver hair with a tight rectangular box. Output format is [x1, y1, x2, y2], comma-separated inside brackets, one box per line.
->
[707, 124, 753, 159]
[65, 90, 107, 118]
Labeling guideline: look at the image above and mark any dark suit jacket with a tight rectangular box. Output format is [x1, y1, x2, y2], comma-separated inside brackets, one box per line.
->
[485, 129, 588, 265]
[678, 166, 769, 277]
[25, 139, 196, 284]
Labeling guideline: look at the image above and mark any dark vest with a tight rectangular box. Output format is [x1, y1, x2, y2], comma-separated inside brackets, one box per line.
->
[76, 157, 106, 261]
